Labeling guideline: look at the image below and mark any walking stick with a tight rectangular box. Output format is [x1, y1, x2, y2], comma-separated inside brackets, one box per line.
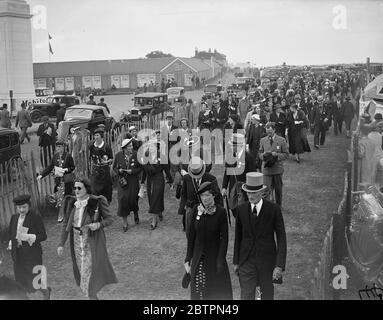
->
[224, 195, 232, 227]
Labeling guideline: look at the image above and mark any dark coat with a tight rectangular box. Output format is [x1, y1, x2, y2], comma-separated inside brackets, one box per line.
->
[213, 106, 229, 129]
[342, 101, 355, 121]
[15, 109, 32, 129]
[59, 195, 117, 297]
[332, 100, 344, 121]
[179, 174, 223, 215]
[310, 104, 330, 130]
[185, 205, 233, 300]
[198, 110, 214, 130]
[286, 110, 311, 155]
[56, 107, 66, 128]
[7, 211, 47, 292]
[37, 122, 56, 147]
[246, 124, 266, 162]
[40, 151, 75, 192]
[233, 200, 287, 271]
[113, 150, 142, 216]
[269, 112, 287, 138]
[142, 160, 173, 214]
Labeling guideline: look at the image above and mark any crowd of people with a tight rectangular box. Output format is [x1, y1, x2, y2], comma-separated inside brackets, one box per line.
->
[3, 68, 365, 300]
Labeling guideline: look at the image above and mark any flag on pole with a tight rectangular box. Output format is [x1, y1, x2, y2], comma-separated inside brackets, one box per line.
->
[48, 33, 54, 55]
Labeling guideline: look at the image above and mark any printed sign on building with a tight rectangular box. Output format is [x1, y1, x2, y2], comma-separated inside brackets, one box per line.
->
[55, 78, 65, 91]
[65, 77, 74, 91]
[137, 74, 156, 87]
[37, 78, 47, 88]
[111, 75, 121, 89]
[120, 75, 130, 88]
[92, 76, 102, 89]
[184, 74, 193, 86]
[82, 76, 93, 88]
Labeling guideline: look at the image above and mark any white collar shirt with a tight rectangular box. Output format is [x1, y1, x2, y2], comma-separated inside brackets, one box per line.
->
[250, 198, 263, 217]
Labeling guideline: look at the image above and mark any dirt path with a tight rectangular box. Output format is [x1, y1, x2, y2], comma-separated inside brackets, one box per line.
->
[0, 122, 350, 300]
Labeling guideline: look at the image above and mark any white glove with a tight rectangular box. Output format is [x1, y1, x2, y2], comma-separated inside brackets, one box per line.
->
[184, 262, 191, 274]
[37, 175, 43, 181]
[57, 247, 64, 256]
[181, 169, 188, 176]
[7, 240, 12, 251]
[87, 223, 101, 231]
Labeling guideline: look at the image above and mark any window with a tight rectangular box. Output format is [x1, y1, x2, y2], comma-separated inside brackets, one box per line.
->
[93, 110, 104, 118]
[159, 96, 164, 103]
[147, 99, 153, 105]
[10, 134, 19, 147]
[0, 135, 10, 149]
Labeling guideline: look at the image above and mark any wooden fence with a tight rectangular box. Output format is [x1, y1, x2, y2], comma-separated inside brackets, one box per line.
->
[0, 117, 167, 237]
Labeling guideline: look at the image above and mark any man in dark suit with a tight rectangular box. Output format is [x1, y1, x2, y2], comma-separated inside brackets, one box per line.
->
[163, 113, 179, 186]
[246, 114, 266, 171]
[269, 103, 287, 138]
[213, 101, 229, 155]
[179, 156, 223, 236]
[56, 104, 66, 129]
[332, 93, 344, 135]
[15, 102, 32, 143]
[222, 133, 257, 215]
[37, 116, 56, 167]
[342, 96, 355, 138]
[233, 172, 287, 300]
[310, 95, 330, 148]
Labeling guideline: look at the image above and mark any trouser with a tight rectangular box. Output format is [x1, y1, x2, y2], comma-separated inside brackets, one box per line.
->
[333, 118, 343, 135]
[263, 174, 283, 207]
[185, 206, 194, 239]
[344, 118, 352, 131]
[239, 255, 274, 300]
[19, 127, 30, 143]
[314, 125, 327, 146]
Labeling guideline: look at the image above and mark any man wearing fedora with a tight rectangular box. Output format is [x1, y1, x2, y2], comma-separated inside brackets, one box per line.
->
[310, 95, 331, 148]
[222, 133, 257, 215]
[269, 102, 287, 138]
[233, 172, 287, 300]
[259, 122, 289, 207]
[163, 113, 179, 186]
[37, 116, 56, 167]
[179, 156, 223, 236]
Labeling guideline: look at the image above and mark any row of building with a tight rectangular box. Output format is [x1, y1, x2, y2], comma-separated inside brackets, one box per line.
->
[33, 52, 228, 93]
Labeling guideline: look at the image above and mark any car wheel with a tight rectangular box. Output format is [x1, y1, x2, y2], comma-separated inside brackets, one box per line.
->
[31, 111, 42, 123]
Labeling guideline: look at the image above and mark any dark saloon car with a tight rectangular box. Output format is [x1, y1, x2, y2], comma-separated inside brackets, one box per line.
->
[29, 95, 80, 123]
[57, 105, 118, 140]
[0, 128, 21, 169]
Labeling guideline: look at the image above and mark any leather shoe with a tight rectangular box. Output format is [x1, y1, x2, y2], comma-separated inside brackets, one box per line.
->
[123, 225, 128, 232]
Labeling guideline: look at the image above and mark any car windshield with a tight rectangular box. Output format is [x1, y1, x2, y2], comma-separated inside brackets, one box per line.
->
[64, 108, 92, 120]
[167, 89, 181, 96]
[205, 85, 217, 90]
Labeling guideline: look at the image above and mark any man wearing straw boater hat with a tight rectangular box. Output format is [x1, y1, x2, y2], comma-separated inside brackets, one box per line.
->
[222, 133, 257, 215]
[179, 156, 223, 236]
[233, 172, 287, 300]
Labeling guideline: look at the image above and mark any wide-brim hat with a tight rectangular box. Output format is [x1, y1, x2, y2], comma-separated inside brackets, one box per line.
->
[197, 181, 213, 195]
[228, 133, 246, 146]
[165, 112, 174, 119]
[188, 156, 206, 179]
[121, 138, 133, 148]
[242, 172, 268, 193]
[129, 126, 137, 131]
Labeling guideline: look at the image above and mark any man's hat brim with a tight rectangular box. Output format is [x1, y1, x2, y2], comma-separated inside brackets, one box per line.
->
[242, 184, 268, 193]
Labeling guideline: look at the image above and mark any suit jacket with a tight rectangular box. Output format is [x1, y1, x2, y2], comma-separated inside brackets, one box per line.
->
[7, 211, 47, 263]
[213, 106, 229, 129]
[233, 200, 287, 270]
[40, 151, 75, 180]
[332, 100, 344, 120]
[259, 134, 289, 175]
[342, 101, 355, 120]
[0, 109, 11, 128]
[181, 173, 223, 210]
[310, 104, 330, 127]
[246, 124, 266, 157]
[37, 122, 56, 147]
[269, 112, 287, 137]
[15, 109, 32, 128]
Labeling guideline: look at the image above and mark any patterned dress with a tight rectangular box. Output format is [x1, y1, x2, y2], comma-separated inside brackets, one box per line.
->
[72, 199, 92, 297]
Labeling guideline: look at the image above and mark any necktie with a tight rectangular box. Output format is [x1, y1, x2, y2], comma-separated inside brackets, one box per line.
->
[270, 136, 274, 146]
[252, 205, 257, 216]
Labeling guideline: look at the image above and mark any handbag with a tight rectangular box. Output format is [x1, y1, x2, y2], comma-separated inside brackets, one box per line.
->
[118, 175, 128, 188]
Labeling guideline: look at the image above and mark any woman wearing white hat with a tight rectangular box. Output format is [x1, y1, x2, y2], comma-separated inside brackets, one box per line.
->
[113, 138, 142, 232]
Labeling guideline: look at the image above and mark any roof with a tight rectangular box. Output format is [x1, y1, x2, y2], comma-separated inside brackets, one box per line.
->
[160, 57, 211, 73]
[33, 57, 176, 78]
[0, 128, 18, 135]
[135, 93, 167, 98]
[66, 104, 104, 110]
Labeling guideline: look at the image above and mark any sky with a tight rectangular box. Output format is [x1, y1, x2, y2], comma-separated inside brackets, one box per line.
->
[28, 0, 383, 67]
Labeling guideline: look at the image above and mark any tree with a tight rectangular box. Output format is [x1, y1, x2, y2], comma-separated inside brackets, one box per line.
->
[145, 50, 174, 58]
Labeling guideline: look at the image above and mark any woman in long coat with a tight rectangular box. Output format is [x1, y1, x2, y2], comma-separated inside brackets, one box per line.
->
[113, 138, 142, 232]
[58, 177, 117, 300]
[7, 194, 51, 299]
[141, 139, 173, 230]
[184, 181, 233, 300]
[287, 104, 311, 163]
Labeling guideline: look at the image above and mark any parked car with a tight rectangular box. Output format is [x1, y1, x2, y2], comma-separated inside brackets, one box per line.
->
[120, 107, 142, 123]
[167, 87, 185, 105]
[204, 84, 224, 94]
[29, 95, 80, 123]
[0, 129, 21, 181]
[133, 93, 171, 116]
[57, 105, 118, 140]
